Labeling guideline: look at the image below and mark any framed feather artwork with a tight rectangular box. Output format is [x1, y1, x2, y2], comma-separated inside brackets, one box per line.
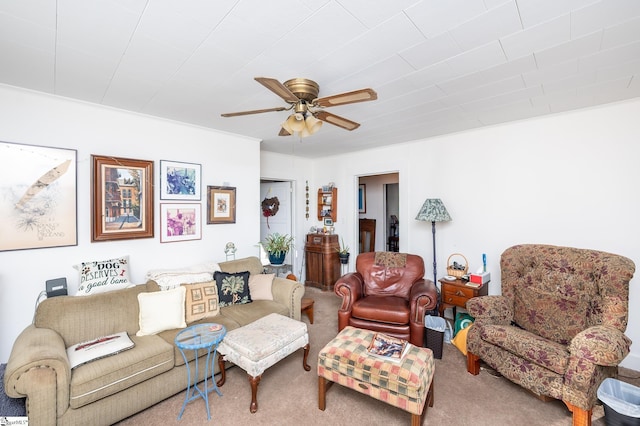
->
[0, 141, 78, 251]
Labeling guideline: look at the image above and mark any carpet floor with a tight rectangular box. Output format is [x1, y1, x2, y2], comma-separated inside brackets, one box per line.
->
[4, 286, 639, 425]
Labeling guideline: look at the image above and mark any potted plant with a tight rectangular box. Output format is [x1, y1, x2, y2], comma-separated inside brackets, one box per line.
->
[260, 233, 294, 265]
[337, 237, 350, 264]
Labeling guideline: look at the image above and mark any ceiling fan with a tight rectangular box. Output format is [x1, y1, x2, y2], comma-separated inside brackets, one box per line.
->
[221, 77, 377, 137]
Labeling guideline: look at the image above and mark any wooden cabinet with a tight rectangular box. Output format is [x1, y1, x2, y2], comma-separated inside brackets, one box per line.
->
[305, 233, 340, 291]
[438, 278, 488, 318]
[317, 187, 337, 222]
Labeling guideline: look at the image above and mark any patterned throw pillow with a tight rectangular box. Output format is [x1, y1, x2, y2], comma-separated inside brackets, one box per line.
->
[73, 255, 132, 296]
[213, 271, 251, 307]
[182, 281, 220, 323]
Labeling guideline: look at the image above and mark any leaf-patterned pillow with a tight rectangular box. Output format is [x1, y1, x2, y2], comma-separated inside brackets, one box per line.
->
[213, 271, 251, 307]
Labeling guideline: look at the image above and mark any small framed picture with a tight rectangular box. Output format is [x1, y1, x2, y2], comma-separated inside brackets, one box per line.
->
[160, 160, 201, 200]
[160, 203, 202, 243]
[323, 217, 333, 226]
[207, 186, 236, 224]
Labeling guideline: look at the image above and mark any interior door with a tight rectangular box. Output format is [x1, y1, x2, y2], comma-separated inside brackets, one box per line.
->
[260, 181, 293, 268]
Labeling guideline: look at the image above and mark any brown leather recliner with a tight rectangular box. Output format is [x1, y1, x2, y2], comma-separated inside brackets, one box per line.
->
[334, 252, 438, 347]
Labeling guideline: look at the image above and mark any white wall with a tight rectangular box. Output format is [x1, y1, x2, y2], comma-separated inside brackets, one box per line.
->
[0, 85, 261, 363]
[270, 98, 640, 369]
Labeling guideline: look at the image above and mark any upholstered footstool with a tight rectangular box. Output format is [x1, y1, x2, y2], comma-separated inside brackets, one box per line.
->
[217, 313, 311, 413]
[318, 326, 434, 426]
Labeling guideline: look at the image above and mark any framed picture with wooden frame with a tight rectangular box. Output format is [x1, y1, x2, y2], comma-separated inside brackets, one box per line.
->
[91, 155, 154, 241]
[207, 186, 236, 224]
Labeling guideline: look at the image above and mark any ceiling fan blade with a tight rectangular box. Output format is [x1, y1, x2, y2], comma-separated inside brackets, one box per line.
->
[221, 106, 286, 117]
[314, 111, 360, 131]
[278, 128, 291, 136]
[255, 77, 299, 103]
[314, 88, 377, 107]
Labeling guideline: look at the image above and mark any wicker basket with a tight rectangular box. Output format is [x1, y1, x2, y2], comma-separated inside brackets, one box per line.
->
[446, 253, 468, 278]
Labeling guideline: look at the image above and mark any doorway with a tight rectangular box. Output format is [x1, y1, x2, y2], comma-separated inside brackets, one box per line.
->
[260, 180, 294, 276]
[357, 173, 399, 254]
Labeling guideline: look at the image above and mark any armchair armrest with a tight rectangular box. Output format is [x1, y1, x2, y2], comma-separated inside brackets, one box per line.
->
[271, 276, 305, 321]
[334, 272, 364, 331]
[465, 295, 513, 325]
[409, 279, 438, 325]
[568, 325, 631, 366]
[4, 325, 71, 423]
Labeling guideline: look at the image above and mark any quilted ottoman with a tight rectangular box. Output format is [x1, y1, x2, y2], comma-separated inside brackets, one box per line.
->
[318, 326, 434, 426]
[217, 313, 310, 412]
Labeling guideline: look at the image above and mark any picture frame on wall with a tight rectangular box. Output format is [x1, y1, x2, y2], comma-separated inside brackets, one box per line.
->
[160, 203, 202, 242]
[207, 186, 236, 224]
[358, 184, 367, 214]
[0, 141, 78, 251]
[160, 160, 201, 201]
[323, 217, 333, 227]
[91, 155, 154, 242]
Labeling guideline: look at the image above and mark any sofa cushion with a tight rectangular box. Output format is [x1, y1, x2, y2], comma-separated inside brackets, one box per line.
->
[157, 315, 241, 366]
[137, 287, 186, 336]
[182, 281, 220, 323]
[69, 335, 174, 409]
[479, 324, 569, 375]
[219, 300, 289, 327]
[214, 271, 251, 307]
[73, 255, 133, 296]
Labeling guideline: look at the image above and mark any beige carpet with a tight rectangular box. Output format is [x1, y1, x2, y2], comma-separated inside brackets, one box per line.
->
[116, 287, 639, 426]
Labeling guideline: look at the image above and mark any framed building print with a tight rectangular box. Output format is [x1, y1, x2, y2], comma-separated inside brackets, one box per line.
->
[91, 155, 154, 241]
[160, 160, 201, 201]
[0, 141, 77, 251]
[160, 203, 202, 242]
[207, 186, 236, 224]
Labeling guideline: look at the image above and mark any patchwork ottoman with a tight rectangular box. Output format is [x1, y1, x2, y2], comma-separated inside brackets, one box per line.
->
[318, 326, 434, 426]
[217, 313, 310, 413]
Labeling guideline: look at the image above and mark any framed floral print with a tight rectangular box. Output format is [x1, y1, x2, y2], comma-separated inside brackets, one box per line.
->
[160, 203, 202, 243]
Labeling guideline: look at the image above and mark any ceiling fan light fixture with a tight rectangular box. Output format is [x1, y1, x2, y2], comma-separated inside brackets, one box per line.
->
[305, 114, 323, 134]
[289, 113, 306, 132]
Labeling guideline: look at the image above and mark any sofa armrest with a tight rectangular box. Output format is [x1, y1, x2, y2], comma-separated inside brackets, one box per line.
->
[465, 296, 513, 325]
[568, 325, 631, 366]
[271, 276, 305, 321]
[4, 325, 71, 423]
[409, 279, 438, 325]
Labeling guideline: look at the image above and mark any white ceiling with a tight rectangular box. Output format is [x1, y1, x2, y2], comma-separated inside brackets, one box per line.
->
[1, 0, 639, 158]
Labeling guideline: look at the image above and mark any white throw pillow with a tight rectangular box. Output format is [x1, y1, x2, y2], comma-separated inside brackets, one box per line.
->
[137, 287, 186, 336]
[74, 255, 133, 296]
[248, 273, 275, 301]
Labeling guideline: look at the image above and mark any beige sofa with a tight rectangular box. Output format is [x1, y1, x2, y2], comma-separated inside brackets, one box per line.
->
[3, 257, 304, 426]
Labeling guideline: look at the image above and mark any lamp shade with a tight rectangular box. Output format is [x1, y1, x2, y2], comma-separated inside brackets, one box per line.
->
[305, 114, 323, 134]
[288, 113, 306, 132]
[415, 198, 451, 222]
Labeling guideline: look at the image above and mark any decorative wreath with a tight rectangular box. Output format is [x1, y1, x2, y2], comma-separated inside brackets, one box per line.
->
[261, 196, 280, 229]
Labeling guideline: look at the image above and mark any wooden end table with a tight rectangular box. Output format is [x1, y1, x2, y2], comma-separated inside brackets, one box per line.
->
[438, 278, 488, 318]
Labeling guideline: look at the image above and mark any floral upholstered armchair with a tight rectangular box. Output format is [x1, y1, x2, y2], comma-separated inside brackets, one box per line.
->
[466, 244, 635, 426]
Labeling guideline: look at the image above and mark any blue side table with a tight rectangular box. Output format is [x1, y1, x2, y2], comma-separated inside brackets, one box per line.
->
[175, 323, 226, 420]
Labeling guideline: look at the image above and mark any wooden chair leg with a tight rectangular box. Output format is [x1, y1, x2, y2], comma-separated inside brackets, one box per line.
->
[318, 376, 327, 410]
[565, 401, 592, 426]
[467, 351, 481, 375]
[248, 374, 261, 413]
[302, 343, 311, 371]
[216, 354, 226, 387]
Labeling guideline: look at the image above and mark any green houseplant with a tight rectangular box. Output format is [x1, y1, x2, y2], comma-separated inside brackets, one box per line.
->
[260, 233, 294, 265]
[337, 237, 350, 264]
